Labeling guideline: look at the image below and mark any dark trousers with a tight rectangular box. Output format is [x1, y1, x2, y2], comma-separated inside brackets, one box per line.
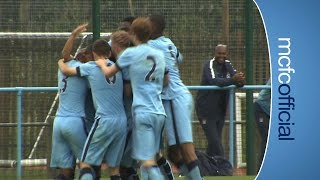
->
[253, 102, 269, 171]
[198, 113, 225, 157]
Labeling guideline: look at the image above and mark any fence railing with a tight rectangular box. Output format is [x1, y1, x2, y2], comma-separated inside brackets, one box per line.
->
[188, 85, 270, 168]
[0, 85, 271, 179]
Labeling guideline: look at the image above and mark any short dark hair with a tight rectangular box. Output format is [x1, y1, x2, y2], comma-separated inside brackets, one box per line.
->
[149, 14, 166, 39]
[92, 39, 111, 57]
[118, 16, 137, 32]
[121, 16, 136, 24]
[75, 44, 92, 61]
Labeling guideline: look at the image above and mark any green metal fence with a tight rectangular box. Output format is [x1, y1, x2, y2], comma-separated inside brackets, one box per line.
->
[0, 85, 270, 179]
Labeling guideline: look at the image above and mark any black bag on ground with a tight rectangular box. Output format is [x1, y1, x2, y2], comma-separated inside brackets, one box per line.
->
[195, 150, 233, 176]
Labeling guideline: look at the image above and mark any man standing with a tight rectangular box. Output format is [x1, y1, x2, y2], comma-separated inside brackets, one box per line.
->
[195, 44, 245, 157]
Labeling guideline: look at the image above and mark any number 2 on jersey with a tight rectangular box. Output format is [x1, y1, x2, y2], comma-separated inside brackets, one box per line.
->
[145, 55, 156, 81]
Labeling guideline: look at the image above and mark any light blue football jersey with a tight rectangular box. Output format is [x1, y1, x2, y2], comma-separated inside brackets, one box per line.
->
[148, 36, 189, 100]
[56, 60, 89, 117]
[116, 44, 166, 115]
[78, 60, 126, 119]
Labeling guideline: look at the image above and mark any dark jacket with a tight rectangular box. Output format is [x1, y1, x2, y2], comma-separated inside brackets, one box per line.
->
[196, 58, 241, 119]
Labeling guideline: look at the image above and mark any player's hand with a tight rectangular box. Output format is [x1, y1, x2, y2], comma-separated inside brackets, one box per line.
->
[58, 58, 65, 64]
[58, 59, 65, 68]
[72, 23, 88, 36]
[95, 58, 106, 68]
[233, 72, 245, 83]
[238, 72, 245, 80]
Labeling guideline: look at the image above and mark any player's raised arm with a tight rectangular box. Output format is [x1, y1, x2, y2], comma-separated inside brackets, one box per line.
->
[62, 23, 88, 62]
[58, 59, 77, 76]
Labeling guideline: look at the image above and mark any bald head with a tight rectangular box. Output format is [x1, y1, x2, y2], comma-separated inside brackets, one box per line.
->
[215, 44, 227, 51]
[214, 44, 228, 64]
